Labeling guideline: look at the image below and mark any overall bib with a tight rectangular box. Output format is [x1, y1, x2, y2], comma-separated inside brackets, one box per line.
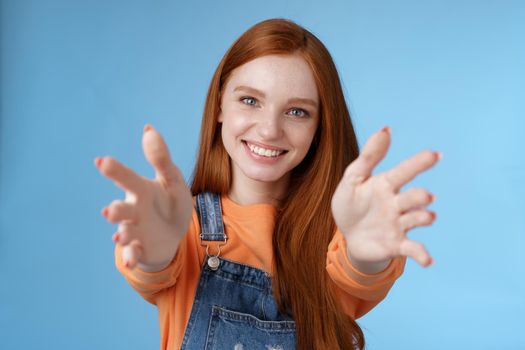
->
[180, 192, 297, 350]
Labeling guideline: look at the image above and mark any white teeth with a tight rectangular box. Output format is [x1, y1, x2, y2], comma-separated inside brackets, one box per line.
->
[247, 143, 284, 157]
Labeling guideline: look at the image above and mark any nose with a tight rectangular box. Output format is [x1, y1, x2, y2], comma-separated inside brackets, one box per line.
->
[256, 111, 283, 140]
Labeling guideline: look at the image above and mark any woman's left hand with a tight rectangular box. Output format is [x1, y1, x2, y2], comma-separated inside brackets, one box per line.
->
[331, 126, 441, 272]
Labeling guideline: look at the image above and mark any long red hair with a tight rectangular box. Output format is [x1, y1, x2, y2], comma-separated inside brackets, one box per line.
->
[190, 18, 363, 349]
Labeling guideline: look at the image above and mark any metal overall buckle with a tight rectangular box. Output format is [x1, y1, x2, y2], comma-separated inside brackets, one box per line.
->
[200, 236, 227, 271]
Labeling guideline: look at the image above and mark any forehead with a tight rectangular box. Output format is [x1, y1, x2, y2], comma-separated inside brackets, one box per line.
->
[225, 54, 319, 101]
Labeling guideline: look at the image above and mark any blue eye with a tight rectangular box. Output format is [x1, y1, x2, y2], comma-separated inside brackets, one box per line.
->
[288, 108, 308, 118]
[240, 97, 257, 106]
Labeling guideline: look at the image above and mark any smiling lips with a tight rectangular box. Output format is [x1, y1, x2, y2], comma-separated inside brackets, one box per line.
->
[243, 140, 288, 158]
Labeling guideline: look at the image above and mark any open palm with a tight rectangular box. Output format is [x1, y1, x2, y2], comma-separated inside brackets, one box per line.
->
[331, 127, 440, 269]
[95, 125, 193, 270]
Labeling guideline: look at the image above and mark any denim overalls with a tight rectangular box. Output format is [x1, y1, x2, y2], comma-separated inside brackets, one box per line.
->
[180, 192, 296, 349]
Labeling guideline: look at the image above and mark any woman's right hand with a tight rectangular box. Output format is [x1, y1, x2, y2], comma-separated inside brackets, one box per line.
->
[95, 125, 193, 271]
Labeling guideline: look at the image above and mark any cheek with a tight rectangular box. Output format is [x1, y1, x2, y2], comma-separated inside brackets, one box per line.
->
[289, 123, 318, 150]
[222, 111, 253, 136]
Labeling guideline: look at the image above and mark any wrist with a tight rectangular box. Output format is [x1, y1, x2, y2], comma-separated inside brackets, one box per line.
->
[346, 246, 392, 275]
[136, 259, 172, 272]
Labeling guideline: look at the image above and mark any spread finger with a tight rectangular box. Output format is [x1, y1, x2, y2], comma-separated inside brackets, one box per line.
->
[399, 210, 436, 231]
[115, 222, 140, 246]
[121, 239, 143, 269]
[395, 188, 435, 213]
[343, 127, 391, 185]
[95, 156, 146, 196]
[104, 200, 138, 224]
[398, 239, 433, 267]
[385, 150, 441, 191]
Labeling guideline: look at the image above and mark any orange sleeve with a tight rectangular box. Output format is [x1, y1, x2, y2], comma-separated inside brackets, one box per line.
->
[326, 229, 406, 319]
[114, 210, 199, 305]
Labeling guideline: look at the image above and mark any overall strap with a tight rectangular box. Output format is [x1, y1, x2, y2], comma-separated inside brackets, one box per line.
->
[196, 192, 227, 241]
[195, 192, 227, 270]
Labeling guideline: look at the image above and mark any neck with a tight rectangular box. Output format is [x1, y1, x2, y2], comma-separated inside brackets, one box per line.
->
[228, 173, 290, 208]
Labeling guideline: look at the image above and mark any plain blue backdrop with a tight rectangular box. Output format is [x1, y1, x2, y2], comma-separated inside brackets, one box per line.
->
[1, 0, 523, 349]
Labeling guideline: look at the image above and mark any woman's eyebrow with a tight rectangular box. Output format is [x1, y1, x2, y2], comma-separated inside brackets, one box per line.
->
[287, 97, 318, 109]
[233, 85, 266, 98]
[233, 85, 318, 108]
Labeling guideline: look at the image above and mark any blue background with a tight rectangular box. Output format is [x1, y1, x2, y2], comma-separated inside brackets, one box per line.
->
[1, 0, 523, 349]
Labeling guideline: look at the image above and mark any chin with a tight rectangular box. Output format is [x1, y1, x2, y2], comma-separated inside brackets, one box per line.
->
[243, 168, 287, 183]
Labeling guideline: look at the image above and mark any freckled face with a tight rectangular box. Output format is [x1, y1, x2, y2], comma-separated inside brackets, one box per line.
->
[218, 54, 320, 186]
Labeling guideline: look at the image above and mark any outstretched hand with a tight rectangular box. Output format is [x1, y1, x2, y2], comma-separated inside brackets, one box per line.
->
[331, 127, 441, 272]
[95, 125, 193, 271]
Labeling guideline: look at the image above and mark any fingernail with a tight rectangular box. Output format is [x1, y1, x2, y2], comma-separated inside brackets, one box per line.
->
[435, 151, 443, 160]
[430, 211, 437, 220]
[95, 157, 103, 168]
[144, 124, 152, 133]
[381, 126, 391, 134]
[112, 233, 120, 243]
[124, 260, 130, 268]
[427, 257, 434, 267]
[101, 207, 109, 218]
[429, 194, 436, 203]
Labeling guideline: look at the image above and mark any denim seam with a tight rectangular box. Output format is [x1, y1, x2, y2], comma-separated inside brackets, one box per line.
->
[180, 260, 209, 348]
[212, 305, 296, 331]
[261, 288, 268, 320]
[204, 308, 217, 349]
[211, 272, 267, 290]
[216, 257, 272, 279]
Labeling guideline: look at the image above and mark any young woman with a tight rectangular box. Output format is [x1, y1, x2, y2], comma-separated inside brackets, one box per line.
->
[95, 18, 440, 349]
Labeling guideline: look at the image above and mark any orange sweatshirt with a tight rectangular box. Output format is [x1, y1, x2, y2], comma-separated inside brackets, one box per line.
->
[115, 194, 406, 349]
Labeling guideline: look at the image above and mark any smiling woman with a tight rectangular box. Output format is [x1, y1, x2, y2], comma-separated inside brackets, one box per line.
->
[96, 18, 438, 350]
[218, 54, 320, 202]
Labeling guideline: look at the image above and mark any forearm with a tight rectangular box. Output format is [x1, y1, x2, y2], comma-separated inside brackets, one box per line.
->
[137, 251, 177, 272]
[135, 234, 185, 272]
[326, 230, 407, 318]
